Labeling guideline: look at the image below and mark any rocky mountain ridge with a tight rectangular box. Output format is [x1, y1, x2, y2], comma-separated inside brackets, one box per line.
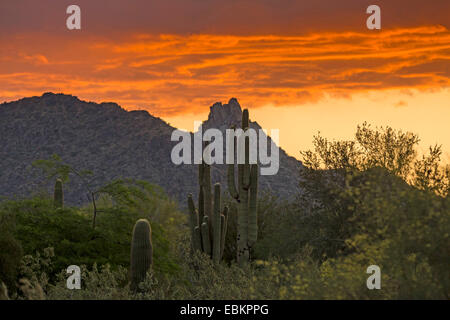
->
[0, 93, 302, 206]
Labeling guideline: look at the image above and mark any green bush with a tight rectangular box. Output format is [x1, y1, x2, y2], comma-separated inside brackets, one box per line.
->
[0, 212, 23, 290]
[45, 237, 253, 300]
[2, 123, 448, 300]
[0, 181, 185, 282]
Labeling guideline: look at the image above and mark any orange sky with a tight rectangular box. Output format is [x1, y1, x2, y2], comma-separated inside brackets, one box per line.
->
[1, 1, 449, 160]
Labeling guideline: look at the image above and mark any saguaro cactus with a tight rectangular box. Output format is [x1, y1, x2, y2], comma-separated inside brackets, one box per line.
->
[54, 179, 64, 209]
[130, 219, 153, 292]
[188, 158, 228, 263]
[227, 109, 259, 265]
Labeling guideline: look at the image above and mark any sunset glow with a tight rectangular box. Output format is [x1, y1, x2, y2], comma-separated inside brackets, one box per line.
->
[1, 0, 449, 159]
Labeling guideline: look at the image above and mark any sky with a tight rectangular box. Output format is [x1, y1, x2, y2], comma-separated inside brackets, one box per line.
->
[1, 0, 449, 160]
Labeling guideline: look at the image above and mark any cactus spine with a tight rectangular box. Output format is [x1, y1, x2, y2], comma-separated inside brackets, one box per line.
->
[228, 109, 259, 265]
[130, 219, 153, 292]
[54, 179, 64, 209]
[188, 157, 228, 262]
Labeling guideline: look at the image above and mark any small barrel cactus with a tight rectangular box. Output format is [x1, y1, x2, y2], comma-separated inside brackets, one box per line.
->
[130, 219, 153, 292]
[54, 178, 64, 209]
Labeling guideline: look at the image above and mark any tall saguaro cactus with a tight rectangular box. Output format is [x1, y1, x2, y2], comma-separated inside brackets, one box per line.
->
[188, 158, 228, 263]
[227, 109, 259, 265]
[54, 178, 64, 209]
[130, 219, 153, 292]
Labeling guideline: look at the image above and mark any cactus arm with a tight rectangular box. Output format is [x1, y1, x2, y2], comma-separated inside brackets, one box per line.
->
[187, 193, 197, 224]
[203, 164, 213, 227]
[237, 185, 249, 265]
[220, 206, 228, 260]
[187, 194, 202, 252]
[248, 164, 259, 247]
[242, 109, 249, 129]
[212, 183, 222, 263]
[238, 163, 244, 191]
[54, 179, 64, 209]
[227, 163, 239, 200]
[243, 136, 251, 189]
[198, 186, 205, 228]
[198, 163, 204, 186]
[201, 216, 212, 256]
[194, 226, 202, 253]
[227, 128, 239, 200]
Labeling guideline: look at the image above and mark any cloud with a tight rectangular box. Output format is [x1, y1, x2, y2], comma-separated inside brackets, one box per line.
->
[395, 100, 408, 108]
[20, 54, 49, 65]
[1, 0, 449, 35]
[1, 26, 449, 115]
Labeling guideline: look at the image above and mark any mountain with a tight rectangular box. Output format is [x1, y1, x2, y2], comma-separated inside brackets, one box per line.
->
[0, 93, 302, 206]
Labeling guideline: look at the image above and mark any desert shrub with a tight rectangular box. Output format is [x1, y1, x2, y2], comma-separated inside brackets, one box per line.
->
[292, 124, 449, 259]
[247, 123, 449, 299]
[0, 181, 184, 281]
[0, 212, 23, 291]
[47, 263, 129, 300]
[19, 247, 54, 291]
[43, 238, 253, 300]
[277, 123, 450, 298]
[172, 235, 253, 299]
[221, 192, 287, 262]
[2, 123, 448, 300]
[1, 198, 98, 272]
[250, 195, 300, 260]
[0, 198, 119, 274]
[92, 180, 186, 275]
[250, 256, 328, 299]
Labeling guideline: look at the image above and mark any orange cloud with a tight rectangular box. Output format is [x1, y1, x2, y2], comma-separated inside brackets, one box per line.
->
[1, 26, 449, 116]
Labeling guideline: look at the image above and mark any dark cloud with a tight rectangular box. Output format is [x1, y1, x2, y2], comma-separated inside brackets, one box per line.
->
[1, 0, 449, 36]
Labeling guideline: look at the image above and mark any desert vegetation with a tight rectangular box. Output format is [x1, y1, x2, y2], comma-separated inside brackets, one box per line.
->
[0, 116, 448, 300]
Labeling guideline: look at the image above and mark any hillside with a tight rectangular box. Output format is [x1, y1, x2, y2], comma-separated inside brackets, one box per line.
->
[0, 93, 302, 206]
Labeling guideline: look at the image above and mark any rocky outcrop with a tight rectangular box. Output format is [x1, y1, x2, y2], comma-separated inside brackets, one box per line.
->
[202, 98, 302, 200]
[207, 98, 243, 128]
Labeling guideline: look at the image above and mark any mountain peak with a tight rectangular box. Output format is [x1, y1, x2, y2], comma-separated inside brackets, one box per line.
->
[206, 98, 243, 127]
[41, 92, 79, 103]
